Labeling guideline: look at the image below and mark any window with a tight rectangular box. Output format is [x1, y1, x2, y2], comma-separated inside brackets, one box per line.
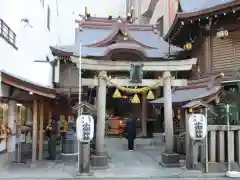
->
[0, 19, 17, 49]
[47, 6, 51, 30]
[157, 16, 164, 37]
[40, 0, 44, 7]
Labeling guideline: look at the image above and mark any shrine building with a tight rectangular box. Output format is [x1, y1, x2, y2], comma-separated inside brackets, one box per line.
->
[50, 13, 195, 132]
[152, 0, 240, 171]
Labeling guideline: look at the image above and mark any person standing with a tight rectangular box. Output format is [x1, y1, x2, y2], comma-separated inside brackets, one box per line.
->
[46, 114, 58, 160]
[125, 115, 137, 151]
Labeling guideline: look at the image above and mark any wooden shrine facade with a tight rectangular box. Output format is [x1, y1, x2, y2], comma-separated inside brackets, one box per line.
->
[162, 0, 240, 170]
[165, 0, 240, 79]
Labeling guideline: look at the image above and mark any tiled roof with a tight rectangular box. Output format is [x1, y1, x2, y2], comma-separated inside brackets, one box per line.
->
[0, 70, 55, 98]
[150, 86, 221, 103]
[51, 26, 182, 59]
[150, 74, 223, 104]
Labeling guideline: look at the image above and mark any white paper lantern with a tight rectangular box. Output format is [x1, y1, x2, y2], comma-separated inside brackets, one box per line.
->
[76, 115, 95, 142]
[188, 114, 207, 141]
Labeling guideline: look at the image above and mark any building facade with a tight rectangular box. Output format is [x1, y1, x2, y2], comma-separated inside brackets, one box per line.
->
[0, 0, 67, 167]
[127, 0, 178, 35]
[0, 0, 62, 86]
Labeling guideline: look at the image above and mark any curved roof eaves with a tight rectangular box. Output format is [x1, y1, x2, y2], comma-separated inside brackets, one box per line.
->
[104, 43, 148, 57]
[51, 44, 181, 59]
[164, 0, 238, 41]
[50, 45, 74, 56]
[179, 0, 233, 13]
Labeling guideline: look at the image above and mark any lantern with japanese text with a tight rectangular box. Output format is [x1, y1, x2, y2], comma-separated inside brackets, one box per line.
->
[76, 114, 95, 142]
[188, 114, 207, 141]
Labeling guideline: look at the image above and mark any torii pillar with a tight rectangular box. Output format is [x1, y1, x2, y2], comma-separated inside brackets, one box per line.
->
[161, 71, 180, 167]
[91, 71, 108, 167]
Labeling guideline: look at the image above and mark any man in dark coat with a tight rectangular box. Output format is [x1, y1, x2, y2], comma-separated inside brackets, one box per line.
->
[125, 115, 137, 151]
[46, 114, 58, 160]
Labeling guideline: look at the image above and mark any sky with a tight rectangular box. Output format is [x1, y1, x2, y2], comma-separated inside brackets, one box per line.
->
[58, 0, 126, 17]
[56, 0, 127, 45]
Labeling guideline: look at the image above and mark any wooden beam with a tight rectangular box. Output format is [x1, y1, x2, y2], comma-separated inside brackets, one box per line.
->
[38, 101, 44, 160]
[81, 78, 187, 87]
[70, 57, 197, 71]
[31, 100, 38, 166]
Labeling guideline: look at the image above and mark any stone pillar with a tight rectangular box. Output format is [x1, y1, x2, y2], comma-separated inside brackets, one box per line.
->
[7, 100, 16, 161]
[209, 131, 216, 162]
[237, 131, 240, 165]
[141, 92, 147, 137]
[161, 71, 180, 167]
[163, 71, 173, 152]
[218, 131, 225, 162]
[92, 71, 108, 167]
[31, 100, 38, 168]
[185, 111, 192, 169]
[228, 130, 235, 163]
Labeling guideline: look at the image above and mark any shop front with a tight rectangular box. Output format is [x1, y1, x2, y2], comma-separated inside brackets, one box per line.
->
[0, 70, 56, 167]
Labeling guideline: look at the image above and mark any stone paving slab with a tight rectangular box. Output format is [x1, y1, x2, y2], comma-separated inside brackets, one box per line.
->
[77, 178, 234, 180]
[0, 138, 229, 179]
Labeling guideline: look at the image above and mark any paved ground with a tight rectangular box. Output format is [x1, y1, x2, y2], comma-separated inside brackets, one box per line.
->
[0, 138, 229, 179]
[0, 178, 232, 180]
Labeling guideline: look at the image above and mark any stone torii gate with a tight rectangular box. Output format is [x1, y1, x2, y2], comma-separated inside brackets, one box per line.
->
[71, 57, 197, 167]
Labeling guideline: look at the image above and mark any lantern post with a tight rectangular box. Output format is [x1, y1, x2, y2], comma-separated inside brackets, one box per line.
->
[77, 41, 91, 175]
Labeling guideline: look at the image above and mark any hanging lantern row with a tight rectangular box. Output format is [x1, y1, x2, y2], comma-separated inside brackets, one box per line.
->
[171, 9, 238, 41]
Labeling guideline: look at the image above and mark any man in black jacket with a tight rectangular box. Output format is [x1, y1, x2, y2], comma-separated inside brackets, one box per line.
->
[125, 115, 137, 151]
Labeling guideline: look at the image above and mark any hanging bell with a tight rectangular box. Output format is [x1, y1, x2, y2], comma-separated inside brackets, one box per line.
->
[112, 88, 121, 98]
[131, 94, 140, 104]
[146, 90, 155, 100]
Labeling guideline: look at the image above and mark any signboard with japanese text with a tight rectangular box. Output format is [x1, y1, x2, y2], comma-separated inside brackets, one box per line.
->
[188, 114, 207, 141]
[76, 114, 94, 142]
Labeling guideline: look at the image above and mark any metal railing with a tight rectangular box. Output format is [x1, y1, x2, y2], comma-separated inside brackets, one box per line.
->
[0, 19, 17, 49]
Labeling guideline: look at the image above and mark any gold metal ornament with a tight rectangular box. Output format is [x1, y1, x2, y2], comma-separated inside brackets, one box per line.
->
[112, 88, 122, 98]
[146, 90, 155, 100]
[131, 94, 140, 104]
